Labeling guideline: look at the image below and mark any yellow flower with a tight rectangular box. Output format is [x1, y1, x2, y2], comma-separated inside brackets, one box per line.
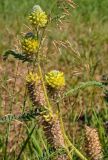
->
[45, 70, 65, 89]
[21, 36, 39, 54]
[26, 72, 40, 83]
[28, 5, 48, 28]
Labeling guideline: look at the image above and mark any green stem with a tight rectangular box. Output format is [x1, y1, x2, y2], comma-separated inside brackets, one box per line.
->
[37, 63, 52, 111]
[57, 81, 104, 160]
[59, 115, 88, 160]
[37, 64, 72, 159]
[4, 123, 10, 160]
[57, 101, 88, 160]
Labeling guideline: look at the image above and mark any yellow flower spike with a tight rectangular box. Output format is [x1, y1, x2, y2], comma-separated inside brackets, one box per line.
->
[26, 72, 40, 83]
[45, 70, 65, 89]
[21, 35, 39, 54]
[28, 5, 48, 28]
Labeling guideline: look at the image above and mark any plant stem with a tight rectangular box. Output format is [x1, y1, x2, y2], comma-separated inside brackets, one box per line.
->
[59, 115, 88, 160]
[4, 123, 10, 160]
[57, 101, 88, 160]
[58, 81, 104, 102]
[37, 63, 52, 111]
[37, 64, 72, 159]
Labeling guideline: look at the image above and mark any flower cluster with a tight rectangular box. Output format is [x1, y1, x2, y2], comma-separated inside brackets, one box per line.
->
[21, 35, 39, 54]
[26, 72, 40, 83]
[26, 72, 67, 158]
[45, 70, 65, 89]
[26, 72, 46, 107]
[28, 5, 48, 28]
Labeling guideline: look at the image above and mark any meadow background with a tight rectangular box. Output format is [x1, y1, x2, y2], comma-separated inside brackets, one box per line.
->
[0, 0, 108, 159]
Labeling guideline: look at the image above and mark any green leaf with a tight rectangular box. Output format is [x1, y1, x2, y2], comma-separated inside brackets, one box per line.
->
[3, 50, 33, 62]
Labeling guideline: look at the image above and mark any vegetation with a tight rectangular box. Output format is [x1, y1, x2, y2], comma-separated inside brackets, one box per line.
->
[0, 0, 108, 159]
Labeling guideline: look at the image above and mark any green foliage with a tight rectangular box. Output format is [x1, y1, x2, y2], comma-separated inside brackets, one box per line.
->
[72, 0, 108, 22]
[3, 50, 33, 62]
[0, 0, 108, 160]
[0, 108, 41, 123]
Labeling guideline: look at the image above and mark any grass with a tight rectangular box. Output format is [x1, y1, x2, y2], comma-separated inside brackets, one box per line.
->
[0, 0, 108, 159]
